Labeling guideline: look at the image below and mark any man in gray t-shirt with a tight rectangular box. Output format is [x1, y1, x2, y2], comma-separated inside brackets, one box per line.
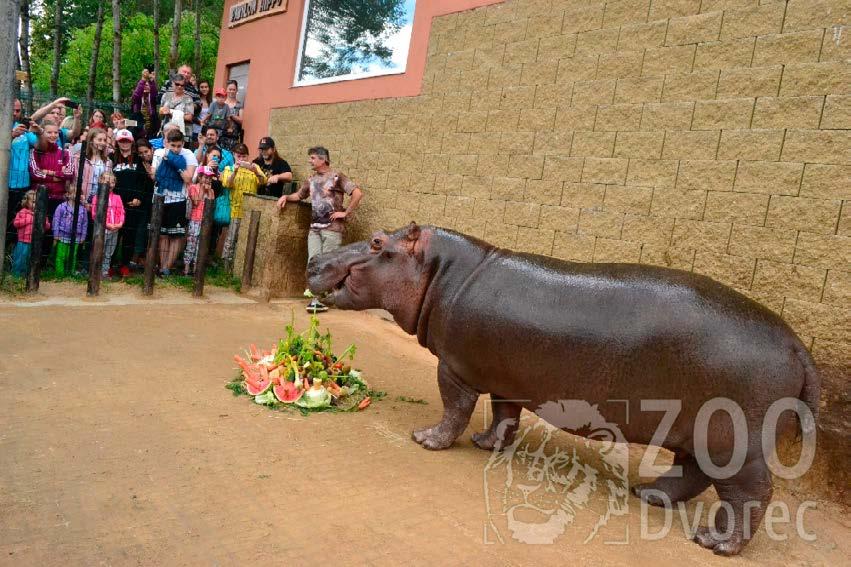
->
[276, 146, 364, 313]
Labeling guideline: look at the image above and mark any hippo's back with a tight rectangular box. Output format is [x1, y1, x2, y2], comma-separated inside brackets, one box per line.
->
[449, 249, 789, 348]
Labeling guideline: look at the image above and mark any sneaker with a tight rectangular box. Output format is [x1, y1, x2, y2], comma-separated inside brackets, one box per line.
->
[119, 266, 131, 278]
[306, 299, 328, 313]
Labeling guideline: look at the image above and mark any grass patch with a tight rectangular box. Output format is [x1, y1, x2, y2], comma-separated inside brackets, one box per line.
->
[0, 273, 27, 296]
[123, 264, 241, 293]
[395, 396, 428, 405]
[2, 245, 241, 295]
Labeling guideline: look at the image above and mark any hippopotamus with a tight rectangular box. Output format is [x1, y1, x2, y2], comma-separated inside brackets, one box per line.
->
[307, 223, 820, 556]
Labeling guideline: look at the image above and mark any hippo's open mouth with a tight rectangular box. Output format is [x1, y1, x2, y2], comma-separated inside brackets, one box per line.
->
[312, 271, 355, 306]
[307, 242, 373, 307]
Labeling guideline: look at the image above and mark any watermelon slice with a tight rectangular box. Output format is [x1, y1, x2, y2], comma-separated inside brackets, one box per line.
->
[245, 374, 272, 396]
[273, 381, 303, 403]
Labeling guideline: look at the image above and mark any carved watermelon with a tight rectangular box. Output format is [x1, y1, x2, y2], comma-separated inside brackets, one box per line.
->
[273, 381, 303, 403]
[244, 374, 272, 396]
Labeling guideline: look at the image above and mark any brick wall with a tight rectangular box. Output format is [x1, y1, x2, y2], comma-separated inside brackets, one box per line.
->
[271, 0, 849, 501]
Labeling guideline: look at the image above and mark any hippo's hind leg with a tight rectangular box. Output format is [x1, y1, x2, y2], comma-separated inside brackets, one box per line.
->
[632, 450, 711, 507]
[472, 395, 522, 451]
[412, 361, 478, 450]
[693, 458, 773, 556]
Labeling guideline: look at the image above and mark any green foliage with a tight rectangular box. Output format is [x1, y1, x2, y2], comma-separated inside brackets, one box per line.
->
[31, 10, 222, 102]
[0, 274, 27, 297]
[30, 1, 226, 63]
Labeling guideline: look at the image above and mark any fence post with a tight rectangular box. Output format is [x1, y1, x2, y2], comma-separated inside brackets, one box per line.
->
[143, 194, 164, 296]
[67, 140, 88, 275]
[241, 209, 261, 292]
[86, 182, 109, 296]
[26, 186, 48, 292]
[192, 197, 215, 298]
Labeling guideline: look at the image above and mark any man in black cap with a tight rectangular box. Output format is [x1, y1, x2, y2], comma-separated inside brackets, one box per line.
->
[253, 137, 293, 198]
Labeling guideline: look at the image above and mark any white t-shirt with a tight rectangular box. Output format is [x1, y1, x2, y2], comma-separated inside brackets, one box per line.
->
[152, 147, 198, 203]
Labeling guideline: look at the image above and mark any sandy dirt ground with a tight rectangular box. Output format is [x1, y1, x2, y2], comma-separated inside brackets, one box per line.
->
[0, 291, 848, 566]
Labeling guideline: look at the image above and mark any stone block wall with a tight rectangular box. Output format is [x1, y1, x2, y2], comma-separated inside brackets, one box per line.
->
[271, 0, 849, 502]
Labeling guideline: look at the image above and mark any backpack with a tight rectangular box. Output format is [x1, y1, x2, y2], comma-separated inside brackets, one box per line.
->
[214, 188, 231, 225]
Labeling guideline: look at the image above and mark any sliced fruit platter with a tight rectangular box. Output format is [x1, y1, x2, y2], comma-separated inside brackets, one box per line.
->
[227, 315, 383, 414]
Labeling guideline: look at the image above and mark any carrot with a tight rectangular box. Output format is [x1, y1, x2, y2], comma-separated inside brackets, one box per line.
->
[249, 344, 261, 361]
[358, 397, 371, 410]
[234, 355, 259, 377]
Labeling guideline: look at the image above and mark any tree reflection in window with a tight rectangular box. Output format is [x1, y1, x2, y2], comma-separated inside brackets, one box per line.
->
[296, 0, 416, 84]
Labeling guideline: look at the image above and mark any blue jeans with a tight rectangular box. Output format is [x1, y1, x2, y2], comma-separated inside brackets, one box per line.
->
[11, 241, 30, 277]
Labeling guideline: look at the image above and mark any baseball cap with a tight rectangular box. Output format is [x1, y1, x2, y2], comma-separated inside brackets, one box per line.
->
[258, 137, 275, 149]
[214, 87, 226, 97]
[115, 129, 134, 142]
[196, 165, 215, 177]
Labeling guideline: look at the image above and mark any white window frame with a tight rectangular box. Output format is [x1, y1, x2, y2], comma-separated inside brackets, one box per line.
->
[293, 0, 415, 87]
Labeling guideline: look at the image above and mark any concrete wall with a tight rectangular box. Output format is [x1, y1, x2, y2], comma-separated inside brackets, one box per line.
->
[270, 0, 850, 502]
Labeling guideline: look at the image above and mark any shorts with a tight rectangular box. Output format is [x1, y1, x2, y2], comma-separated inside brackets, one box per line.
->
[160, 200, 188, 236]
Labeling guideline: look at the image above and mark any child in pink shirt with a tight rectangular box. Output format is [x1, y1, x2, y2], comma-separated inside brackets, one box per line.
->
[90, 171, 125, 277]
[184, 166, 216, 275]
[11, 190, 51, 277]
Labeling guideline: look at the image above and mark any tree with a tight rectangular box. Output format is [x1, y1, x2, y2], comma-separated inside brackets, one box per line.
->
[86, 0, 105, 109]
[32, 11, 221, 102]
[111, 0, 121, 106]
[1, 0, 22, 277]
[169, 0, 182, 74]
[19, 0, 34, 114]
[153, 0, 160, 82]
[51, 0, 63, 96]
[193, 0, 201, 75]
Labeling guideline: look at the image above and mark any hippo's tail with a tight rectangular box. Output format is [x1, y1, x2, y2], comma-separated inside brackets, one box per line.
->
[794, 345, 821, 437]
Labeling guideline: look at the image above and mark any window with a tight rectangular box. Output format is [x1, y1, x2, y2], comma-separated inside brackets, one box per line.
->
[227, 62, 250, 105]
[294, 0, 416, 87]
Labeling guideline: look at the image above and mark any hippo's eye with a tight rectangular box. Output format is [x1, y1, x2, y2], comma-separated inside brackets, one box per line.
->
[370, 238, 383, 251]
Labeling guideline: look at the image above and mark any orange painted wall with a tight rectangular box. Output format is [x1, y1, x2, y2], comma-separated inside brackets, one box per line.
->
[214, 0, 504, 150]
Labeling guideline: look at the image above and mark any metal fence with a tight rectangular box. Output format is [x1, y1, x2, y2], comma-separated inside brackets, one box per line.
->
[16, 88, 132, 124]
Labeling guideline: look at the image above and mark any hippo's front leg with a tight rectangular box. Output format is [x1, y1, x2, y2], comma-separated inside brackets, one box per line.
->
[412, 360, 478, 450]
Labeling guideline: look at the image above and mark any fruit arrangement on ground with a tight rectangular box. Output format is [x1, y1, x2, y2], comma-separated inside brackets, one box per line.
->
[227, 316, 383, 414]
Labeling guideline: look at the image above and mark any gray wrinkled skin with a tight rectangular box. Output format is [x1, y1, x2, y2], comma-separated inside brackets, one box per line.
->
[307, 223, 821, 556]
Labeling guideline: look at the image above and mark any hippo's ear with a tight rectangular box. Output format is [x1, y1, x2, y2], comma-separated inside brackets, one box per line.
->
[405, 221, 420, 242]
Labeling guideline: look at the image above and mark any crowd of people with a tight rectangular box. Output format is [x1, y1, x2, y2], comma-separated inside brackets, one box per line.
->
[7, 63, 293, 281]
[7, 62, 365, 312]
